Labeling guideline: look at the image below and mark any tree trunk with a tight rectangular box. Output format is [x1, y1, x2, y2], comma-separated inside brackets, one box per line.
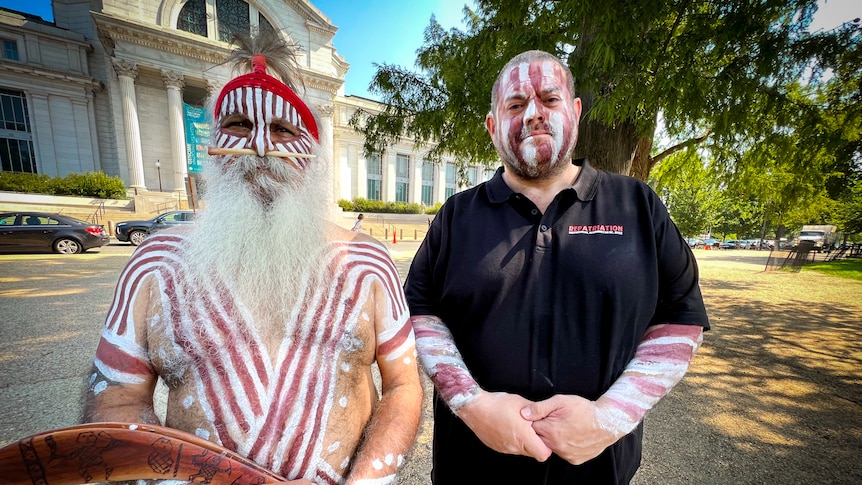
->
[574, 90, 639, 177]
[629, 134, 655, 182]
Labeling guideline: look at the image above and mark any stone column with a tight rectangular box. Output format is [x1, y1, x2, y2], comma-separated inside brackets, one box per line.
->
[410, 156, 423, 204]
[315, 103, 337, 210]
[384, 152, 396, 202]
[112, 58, 146, 192]
[436, 162, 447, 204]
[355, 149, 368, 199]
[162, 69, 188, 195]
[85, 89, 102, 171]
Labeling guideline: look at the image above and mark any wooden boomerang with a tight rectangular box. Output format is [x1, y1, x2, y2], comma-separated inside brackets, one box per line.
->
[0, 422, 288, 484]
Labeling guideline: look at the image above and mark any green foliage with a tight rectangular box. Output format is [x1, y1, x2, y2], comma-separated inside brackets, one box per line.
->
[0, 171, 128, 199]
[356, 0, 861, 218]
[424, 202, 443, 215]
[651, 150, 719, 238]
[835, 178, 862, 237]
[804, 259, 862, 281]
[337, 198, 424, 214]
[0, 172, 54, 193]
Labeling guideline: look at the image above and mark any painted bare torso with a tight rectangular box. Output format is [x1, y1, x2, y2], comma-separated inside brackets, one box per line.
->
[90, 232, 414, 484]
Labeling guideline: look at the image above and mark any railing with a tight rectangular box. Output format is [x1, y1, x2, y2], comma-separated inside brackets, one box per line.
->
[155, 200, 179, 214]
[364, 214, 429, 242]
[87, 200, 105, 225]
[368, 214, 398, 240]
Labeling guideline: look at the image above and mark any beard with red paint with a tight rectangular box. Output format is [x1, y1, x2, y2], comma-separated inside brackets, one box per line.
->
[491, 59, 579, 181]
[184, 148, 329, 342]
[496, 112, 577, 181]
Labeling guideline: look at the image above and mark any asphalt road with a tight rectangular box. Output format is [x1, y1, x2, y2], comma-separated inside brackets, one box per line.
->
[1, 243, 860, 484]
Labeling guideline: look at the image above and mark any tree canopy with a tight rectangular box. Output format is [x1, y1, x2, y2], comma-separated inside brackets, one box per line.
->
[352, 0, 860, 178]
[351, 0, 861, 239]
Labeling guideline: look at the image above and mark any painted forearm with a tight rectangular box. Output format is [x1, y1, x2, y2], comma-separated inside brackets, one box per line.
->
[410, 315, 480, 412]
[346, 380, 422, 485]
[596, 324, 703, 437]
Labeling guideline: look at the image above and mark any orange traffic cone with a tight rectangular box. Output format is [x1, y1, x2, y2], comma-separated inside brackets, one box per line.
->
[392, 231, 397, 244]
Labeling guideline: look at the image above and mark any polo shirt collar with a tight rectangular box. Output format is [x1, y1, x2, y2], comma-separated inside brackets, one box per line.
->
[486, 158, 600, 204]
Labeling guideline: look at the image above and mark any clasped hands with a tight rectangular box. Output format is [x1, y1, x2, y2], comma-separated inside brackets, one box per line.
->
[456, 390, 621, 465]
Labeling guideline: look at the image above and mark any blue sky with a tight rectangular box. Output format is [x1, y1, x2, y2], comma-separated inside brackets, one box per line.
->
[0, 0, 470, 99]
[1, 0, 859, 99]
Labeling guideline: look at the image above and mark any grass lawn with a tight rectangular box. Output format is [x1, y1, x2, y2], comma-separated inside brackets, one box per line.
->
[803, 257, 862, 281]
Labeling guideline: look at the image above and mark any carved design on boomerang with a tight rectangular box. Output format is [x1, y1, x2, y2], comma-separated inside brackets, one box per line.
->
[0, 422, 288, 485]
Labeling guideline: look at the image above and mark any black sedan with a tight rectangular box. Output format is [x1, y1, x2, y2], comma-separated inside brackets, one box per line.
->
[0, 212, 110, 254]
[115, 210, 196, 246]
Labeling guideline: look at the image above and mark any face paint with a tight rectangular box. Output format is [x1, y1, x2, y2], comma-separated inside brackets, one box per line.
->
[492, 59, 578, 179]
[212, 54, 319, 170]
[215, 86, 316, 169]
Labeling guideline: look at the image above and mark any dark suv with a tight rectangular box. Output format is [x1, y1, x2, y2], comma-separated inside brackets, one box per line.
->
[115, 210, 196, 246]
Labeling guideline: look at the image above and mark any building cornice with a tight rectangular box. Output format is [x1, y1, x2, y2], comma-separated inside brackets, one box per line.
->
[283, 0, 338, 37]
[93, 12, 232, 65]
[92, 11, 343, 94]
[0, 61, 103, 90]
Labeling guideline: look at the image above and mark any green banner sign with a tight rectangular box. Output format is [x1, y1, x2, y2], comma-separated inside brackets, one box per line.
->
[184, 103, 211, 174]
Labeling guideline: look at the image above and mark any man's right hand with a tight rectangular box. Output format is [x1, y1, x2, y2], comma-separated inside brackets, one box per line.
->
[456, 390, 553, 461]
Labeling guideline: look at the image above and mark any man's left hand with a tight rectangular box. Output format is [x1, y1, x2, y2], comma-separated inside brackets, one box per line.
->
[520, 394, 620, 465]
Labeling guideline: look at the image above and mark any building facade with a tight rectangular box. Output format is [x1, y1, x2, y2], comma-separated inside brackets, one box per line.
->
[0, 0, 491, 207]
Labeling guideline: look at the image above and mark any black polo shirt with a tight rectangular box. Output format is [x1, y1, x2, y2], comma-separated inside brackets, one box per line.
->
[405, 158, 709, 484]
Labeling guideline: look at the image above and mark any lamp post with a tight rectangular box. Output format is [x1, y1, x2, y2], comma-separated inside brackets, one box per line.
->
[155, 160, 163, 191]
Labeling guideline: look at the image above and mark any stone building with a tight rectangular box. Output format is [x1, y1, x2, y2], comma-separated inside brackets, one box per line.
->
[0, 0, 491, 207]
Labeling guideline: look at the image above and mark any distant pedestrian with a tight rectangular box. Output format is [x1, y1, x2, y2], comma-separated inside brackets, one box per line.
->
[352, 213, 364, 232]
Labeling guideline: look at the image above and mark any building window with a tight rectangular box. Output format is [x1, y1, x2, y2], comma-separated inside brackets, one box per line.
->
[366, 152, 382, 200]
[395, 154, 409, 203]
[216, 0, 249, 42]
[258, 12, 275, 33]
[467, 167, 478, 186]
[177, 0, 274, 41]
[0, 89, 36, 173]
[421, 161, 434, 205]
[445, 163, 456, 199]
[2, 40, 19, 61]
[178, 0, 208, 37]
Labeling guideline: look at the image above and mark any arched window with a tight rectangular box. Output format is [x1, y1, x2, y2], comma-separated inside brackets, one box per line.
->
[178, 0, 207, 37]
[177, 0, 274, 42]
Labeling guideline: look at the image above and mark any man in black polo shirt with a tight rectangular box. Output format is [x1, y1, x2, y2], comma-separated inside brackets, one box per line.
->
[404, 50, 709, 484]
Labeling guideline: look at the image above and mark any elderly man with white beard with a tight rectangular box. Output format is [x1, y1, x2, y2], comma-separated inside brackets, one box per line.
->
[83, 30, 423, 485]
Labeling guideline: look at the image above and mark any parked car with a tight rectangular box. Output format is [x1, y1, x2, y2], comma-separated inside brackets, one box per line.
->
[720, 239, 740, 249]
[737, 239, 756, 249]
[766, 239, 790, 250]
[115, 210, 196, 246]
[0, 212, 110, 254]
[687, 237, 706, 248]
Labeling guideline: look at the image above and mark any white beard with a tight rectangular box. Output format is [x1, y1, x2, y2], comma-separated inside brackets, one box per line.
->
[184, 150, 330, 342]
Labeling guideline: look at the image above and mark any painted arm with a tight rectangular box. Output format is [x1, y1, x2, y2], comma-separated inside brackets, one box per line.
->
[83, 275, 160, 425]
[522, 323, 703, 465]
[411, 315, 552, 461]
[345, 283, 424, 485]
